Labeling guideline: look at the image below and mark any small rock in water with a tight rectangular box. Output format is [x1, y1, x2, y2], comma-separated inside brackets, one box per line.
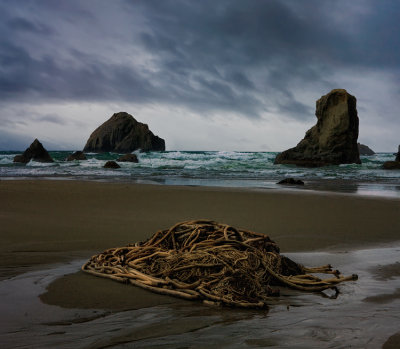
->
[66, 151, 87, 161]
[277, 178, 305, 185]
[382, 161, 400, 170]
[382, 145, 400, 169]
[117, 154, 138, 163]
[104, 161, 120, 169]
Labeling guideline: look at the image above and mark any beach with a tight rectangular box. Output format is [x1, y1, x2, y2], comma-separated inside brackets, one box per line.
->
[1, 180, 400, 348]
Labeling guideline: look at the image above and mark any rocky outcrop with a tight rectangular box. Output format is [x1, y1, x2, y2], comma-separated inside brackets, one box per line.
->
[277, 178, 304, 185]
[117, 154, 138, 163]
[382, 161, 400, 169]
[358, 143, 375, 156]
[83, 112, 165, 153]
[13, 139, 54, 163]
[104, 161, 120, 169]
[66, 151, 87, 161]
[274, 89, 361, 167]
[383, 145, 400, 169]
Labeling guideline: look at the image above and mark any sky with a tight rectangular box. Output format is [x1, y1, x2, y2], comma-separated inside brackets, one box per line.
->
[0, 0, 399, 151]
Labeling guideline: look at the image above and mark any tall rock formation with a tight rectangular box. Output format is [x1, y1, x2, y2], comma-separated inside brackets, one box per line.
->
[274, 89, 361, 167]
[13, 139, 54, 163]
[83, 112, 165, 153]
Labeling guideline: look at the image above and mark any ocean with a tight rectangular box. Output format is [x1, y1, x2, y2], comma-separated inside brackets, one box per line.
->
[1, 150, 400, 198]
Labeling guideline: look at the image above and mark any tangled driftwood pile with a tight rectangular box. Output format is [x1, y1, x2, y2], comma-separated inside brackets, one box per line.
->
[82, 220, 357, 309]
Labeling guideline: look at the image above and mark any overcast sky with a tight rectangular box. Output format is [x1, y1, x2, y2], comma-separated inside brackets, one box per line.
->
[0, 0, 399, 151]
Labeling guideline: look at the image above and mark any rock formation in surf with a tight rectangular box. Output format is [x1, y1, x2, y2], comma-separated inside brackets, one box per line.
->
[357, 143, 375, 156]
[104, 160, 120, 169]
[66, 151, 87, 161]
[83, 112, 165, 153]
[274, 89, 361, 167]
[383, 145, 400, 169]
[117, 154, 139, 163]
[277, 178, 304, 185]
[13, 139, 54, 163]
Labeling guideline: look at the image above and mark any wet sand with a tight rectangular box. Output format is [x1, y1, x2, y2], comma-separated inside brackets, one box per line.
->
[1, 180, 400, 348]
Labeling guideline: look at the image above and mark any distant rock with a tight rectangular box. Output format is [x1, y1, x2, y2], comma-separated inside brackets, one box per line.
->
[277, 178, 305, 185]
[357, 143, 375, 156]
[83, 112, 165, 153]
[66, 151, 87, 161]
[13, 139, 54, 163]
[382, 145, 400, 169]
[274, 89, 361, 167]
[117, 153, 139, 163]
[104, 160, 120, 169]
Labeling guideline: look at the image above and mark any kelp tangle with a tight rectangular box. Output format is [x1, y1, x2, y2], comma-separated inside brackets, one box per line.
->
[82, 220, 357, 309]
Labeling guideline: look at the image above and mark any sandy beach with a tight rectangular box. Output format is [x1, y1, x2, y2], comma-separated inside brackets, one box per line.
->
[1, 180, 400, 348]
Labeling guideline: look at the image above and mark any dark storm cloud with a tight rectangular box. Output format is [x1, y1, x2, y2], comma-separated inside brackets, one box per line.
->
[0, 0, 399, 120]
[7, 17, 54, 35]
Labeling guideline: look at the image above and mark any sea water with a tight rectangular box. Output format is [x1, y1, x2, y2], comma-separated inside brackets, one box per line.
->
[1, 151, 399, 198]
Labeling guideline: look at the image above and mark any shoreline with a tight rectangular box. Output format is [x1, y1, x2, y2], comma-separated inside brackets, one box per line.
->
[1, 174, 400, 199]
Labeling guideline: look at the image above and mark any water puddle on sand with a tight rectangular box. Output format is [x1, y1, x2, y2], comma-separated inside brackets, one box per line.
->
[0, 246, 399, 349]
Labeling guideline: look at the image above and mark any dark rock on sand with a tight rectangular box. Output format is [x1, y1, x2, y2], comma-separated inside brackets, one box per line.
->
[66, 151, 87, 161]
[13, 139, 54, 163]
[358, 143, 375, 156]
[117, 154, 138, 163]
[274, 89, 361, 167]
[104, 161, 120, 169]
[383, 146, 400, 169]
[277, 178, 305, 185]
[83, 112, 165, 153]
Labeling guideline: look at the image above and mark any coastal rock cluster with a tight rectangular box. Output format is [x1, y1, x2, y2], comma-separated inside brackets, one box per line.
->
[13, 112, 165, 167]
[83, 112, 165, 153]
[274, 89, 361, 167]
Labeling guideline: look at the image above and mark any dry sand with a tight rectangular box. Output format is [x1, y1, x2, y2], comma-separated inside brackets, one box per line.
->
[1, 180, 400, 347]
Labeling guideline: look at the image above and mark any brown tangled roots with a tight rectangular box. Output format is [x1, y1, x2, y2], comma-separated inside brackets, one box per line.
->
[82, 220, 358, 309]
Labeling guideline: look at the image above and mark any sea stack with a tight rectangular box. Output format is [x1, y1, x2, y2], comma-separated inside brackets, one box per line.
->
[83, 112, 165, 153]
[13, 139, 54, 163]
[274, 89, 361, 167]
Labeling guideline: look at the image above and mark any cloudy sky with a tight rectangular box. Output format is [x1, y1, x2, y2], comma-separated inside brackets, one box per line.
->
[0, 0, 399, 151]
